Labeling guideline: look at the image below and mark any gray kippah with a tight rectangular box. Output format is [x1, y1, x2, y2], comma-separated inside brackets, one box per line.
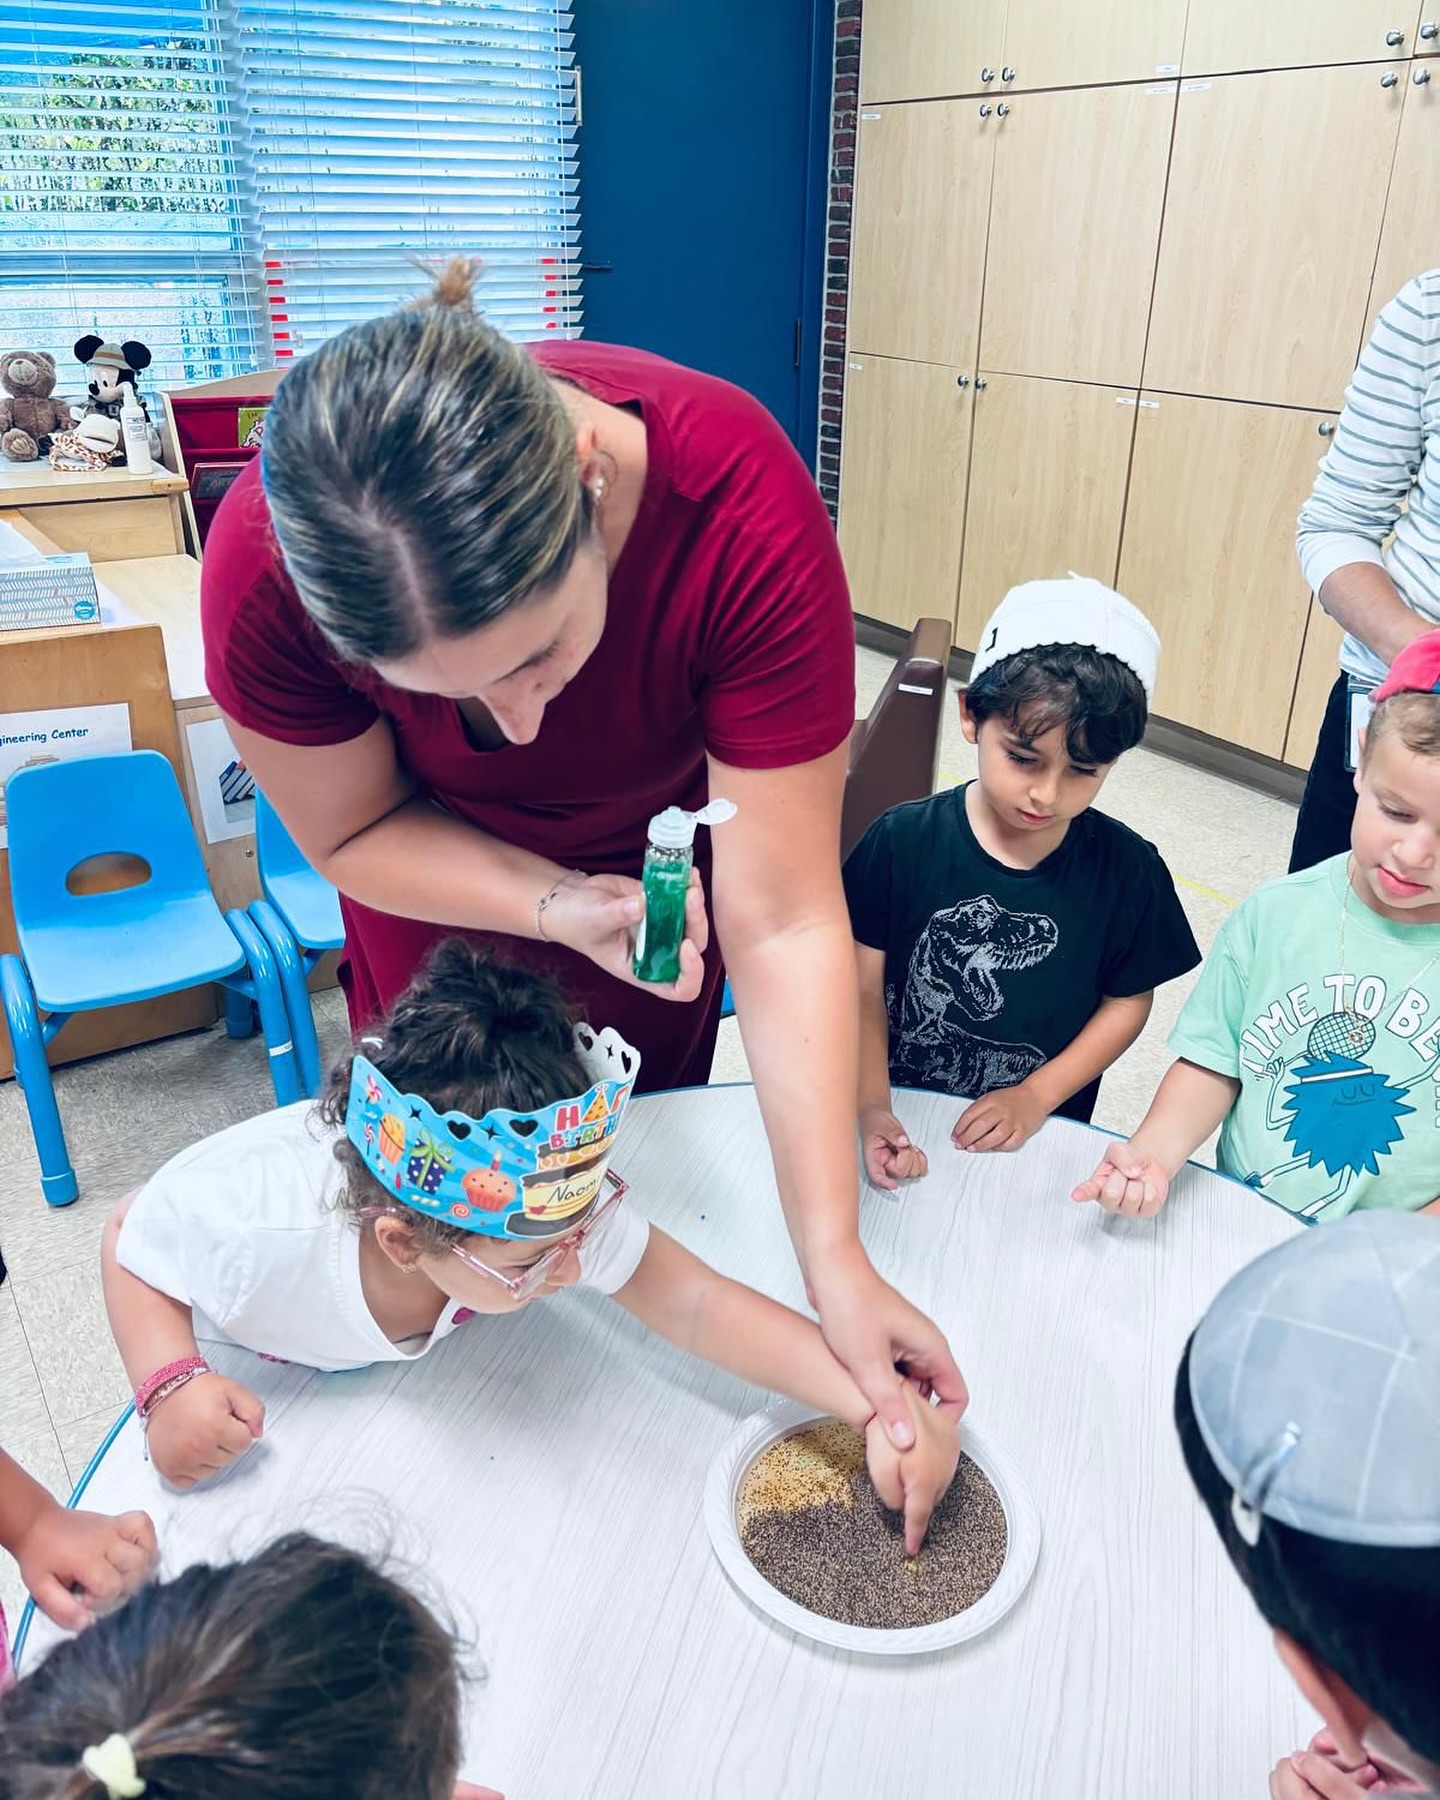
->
[1188, 1212, 1440, 1549]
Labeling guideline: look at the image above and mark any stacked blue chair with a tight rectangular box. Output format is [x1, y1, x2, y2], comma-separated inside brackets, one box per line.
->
[0, 751, 301, 1207]
[246, 789, 344, 1099]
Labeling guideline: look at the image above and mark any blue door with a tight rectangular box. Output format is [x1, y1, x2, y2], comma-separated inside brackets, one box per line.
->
[573, 0, 833, 460]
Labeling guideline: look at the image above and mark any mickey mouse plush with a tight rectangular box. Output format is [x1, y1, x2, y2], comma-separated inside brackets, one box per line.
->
[74, 334, 161, 465]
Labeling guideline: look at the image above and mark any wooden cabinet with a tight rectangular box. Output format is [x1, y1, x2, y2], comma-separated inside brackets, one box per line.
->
[1419, 7, 1440, 54]
[980, 82, 1175, 389]
[1181, 0, 1413, 77]
[1145, 66, 1404, 411]
[848, 101, 995, 367]
[1118, 395, 1335, 759]
[838, 355, 972, 632]
[859, 0, 1007, 102]
[1002, 0, 1187, 92]
[956, 375, 1138, 652]
[1367, 72, 1440, 340]
[1285, 604, 1347, 770]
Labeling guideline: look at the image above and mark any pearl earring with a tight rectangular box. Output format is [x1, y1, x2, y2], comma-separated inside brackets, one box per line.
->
[591, 474, 607, 503]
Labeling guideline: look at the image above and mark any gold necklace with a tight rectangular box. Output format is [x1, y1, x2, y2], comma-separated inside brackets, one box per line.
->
[1318, 860, 1440, 1061]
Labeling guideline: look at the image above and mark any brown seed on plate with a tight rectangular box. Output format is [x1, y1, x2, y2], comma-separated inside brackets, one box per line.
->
[738, 1421, 1007, 1630]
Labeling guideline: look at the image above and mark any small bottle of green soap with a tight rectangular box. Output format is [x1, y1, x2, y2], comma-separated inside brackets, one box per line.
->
[633, 799, 736, 984]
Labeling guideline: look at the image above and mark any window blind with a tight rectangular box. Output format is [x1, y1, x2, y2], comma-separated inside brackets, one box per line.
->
[228, 0, 580, 356]
[0, 0, 262, 391]
[0, 0, 579, 396]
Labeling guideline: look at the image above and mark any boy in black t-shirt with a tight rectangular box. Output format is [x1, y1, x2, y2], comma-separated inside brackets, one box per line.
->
[844, 577, 1200, 1187]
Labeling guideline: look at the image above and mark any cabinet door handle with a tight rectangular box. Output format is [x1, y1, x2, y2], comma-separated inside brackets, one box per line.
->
[955, 374, 970, 389]
[974, 377, 988, 391]
[1415, 64, 1433, 80]
[1386, 27, 1405, 44]
[1318, 421, 1335, 437]
[996, 101, 1010, 117]
[980, 66, 995, 82]
[1001, 66, 1016, 81]
[1422, 20, 1438, 38]
[979, 103, 993, 116]
[1381, 69, 1399, 85]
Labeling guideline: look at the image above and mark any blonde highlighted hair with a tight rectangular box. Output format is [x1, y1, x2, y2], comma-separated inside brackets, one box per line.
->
[260, 259, 595, 664]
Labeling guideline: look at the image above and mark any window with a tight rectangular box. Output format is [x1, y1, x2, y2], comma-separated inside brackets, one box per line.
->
[0, 0, 579, 394]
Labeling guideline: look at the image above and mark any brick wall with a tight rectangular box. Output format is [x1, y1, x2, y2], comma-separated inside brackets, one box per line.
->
[817, 0, 860, 520]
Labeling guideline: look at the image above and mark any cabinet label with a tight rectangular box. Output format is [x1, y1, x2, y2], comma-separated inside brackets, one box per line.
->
[861, 111, 882, 121]
[1181, 80, 1211, 92]
[1155, 62, 1180, 75]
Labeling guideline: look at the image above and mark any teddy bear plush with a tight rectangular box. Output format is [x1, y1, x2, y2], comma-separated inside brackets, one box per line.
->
[0, 350, 76, 462]
[74, 334, 162, 465]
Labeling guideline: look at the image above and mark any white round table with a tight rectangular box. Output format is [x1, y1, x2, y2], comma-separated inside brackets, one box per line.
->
[21, 1086, 1313, 1798]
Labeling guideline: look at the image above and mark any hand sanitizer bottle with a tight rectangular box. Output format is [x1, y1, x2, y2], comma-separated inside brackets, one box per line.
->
[119, 390, 153, 475]
[633, 799, 737, 984]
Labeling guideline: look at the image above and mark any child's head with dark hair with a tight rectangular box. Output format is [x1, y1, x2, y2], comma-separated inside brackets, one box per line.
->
[0, 1532, 464, 1800]
[1174, 1213, 1440, 1791]
[964, 642, 1149, 769]
[959, 579, 1157, 849]
[318, 937, 587, 1259]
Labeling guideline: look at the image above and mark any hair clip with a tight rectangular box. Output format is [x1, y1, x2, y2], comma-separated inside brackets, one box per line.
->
[359, 1035, 384, 1051]
[1230, 1423, 1301, 1547]
[81, 1734, 146, 1799]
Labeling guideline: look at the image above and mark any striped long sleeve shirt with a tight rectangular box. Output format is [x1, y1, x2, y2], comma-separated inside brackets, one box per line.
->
[1296, 268, 1440, 686]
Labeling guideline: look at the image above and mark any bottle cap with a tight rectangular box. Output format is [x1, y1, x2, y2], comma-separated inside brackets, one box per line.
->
[120, 390, 143, 415]
[646, 797, 737, 849]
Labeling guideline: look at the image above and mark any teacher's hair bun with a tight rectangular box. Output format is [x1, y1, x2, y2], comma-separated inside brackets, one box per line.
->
[418, 256, 482, 314]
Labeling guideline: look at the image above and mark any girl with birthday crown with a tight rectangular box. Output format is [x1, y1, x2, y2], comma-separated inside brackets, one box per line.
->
[100, 940, 959, 1551]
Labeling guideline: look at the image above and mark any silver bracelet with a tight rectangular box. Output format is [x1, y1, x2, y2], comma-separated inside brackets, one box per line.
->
[535, 870, 584, 942]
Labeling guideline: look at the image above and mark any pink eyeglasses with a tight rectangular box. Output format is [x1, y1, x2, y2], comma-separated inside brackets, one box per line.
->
[450, 1170, 627, 1302]
[363, 1170, 627, 1303]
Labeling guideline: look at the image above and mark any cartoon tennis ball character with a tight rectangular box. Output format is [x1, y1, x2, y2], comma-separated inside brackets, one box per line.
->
[463, 1155, 517, 1213]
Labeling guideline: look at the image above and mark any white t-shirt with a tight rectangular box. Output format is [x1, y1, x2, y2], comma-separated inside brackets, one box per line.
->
[117, 1103, 651, 1372]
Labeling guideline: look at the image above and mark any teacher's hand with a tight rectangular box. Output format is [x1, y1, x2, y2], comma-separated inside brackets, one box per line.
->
[811, 1247, 968, 1451]
[542, 870, 709, 1002]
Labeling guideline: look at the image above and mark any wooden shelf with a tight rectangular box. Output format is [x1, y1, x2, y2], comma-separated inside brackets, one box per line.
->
[0, 459, 186, 509]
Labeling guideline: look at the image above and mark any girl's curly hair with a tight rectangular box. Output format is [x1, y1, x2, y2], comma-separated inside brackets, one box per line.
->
[314, 938, 587, 1255]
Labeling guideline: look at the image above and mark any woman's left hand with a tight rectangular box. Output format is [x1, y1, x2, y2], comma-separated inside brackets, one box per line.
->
[542, 868, 709, 1001]
[811, 1248, 968, 1451]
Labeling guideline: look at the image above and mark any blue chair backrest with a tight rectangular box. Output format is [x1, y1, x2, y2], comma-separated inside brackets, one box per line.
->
[5, 751, 210, 927]
[255, 788, 312, 886]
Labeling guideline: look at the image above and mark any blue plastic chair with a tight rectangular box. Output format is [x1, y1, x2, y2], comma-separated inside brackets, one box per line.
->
[0, 751, 301, 1206]
[246, 789, 344, 1099]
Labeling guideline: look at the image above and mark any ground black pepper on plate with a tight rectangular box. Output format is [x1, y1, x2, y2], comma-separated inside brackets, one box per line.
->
[737, 1418, 1007, 1629]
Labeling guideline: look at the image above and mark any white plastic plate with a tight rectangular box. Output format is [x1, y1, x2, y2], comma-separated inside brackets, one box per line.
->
[704, 1399, 1041, 1655]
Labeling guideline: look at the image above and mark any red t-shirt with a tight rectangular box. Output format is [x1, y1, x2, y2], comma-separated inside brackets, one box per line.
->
[202, 342, 855, 1088]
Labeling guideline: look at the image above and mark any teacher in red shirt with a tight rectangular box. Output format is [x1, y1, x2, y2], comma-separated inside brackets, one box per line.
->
[202, 262, 966, 1447]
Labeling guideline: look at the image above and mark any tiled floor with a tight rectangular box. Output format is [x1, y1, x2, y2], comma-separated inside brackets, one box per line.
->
[0, 644, 1297, 1625]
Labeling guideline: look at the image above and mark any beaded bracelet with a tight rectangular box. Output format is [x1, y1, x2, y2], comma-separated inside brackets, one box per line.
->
[135, 1356, 210, 1421]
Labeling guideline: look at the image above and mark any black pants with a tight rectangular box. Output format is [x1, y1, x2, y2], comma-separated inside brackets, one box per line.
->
[1289, 673, 1356, 873]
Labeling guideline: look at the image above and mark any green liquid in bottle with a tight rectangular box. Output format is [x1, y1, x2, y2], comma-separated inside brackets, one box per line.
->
[633, 850, 691, 984]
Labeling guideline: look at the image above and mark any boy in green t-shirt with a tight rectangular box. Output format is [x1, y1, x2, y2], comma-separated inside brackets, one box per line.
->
[1074, 631, 1440, 1223]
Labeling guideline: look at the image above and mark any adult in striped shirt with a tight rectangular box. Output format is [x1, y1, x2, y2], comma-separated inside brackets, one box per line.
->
[1292, 269, 1440, 871]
